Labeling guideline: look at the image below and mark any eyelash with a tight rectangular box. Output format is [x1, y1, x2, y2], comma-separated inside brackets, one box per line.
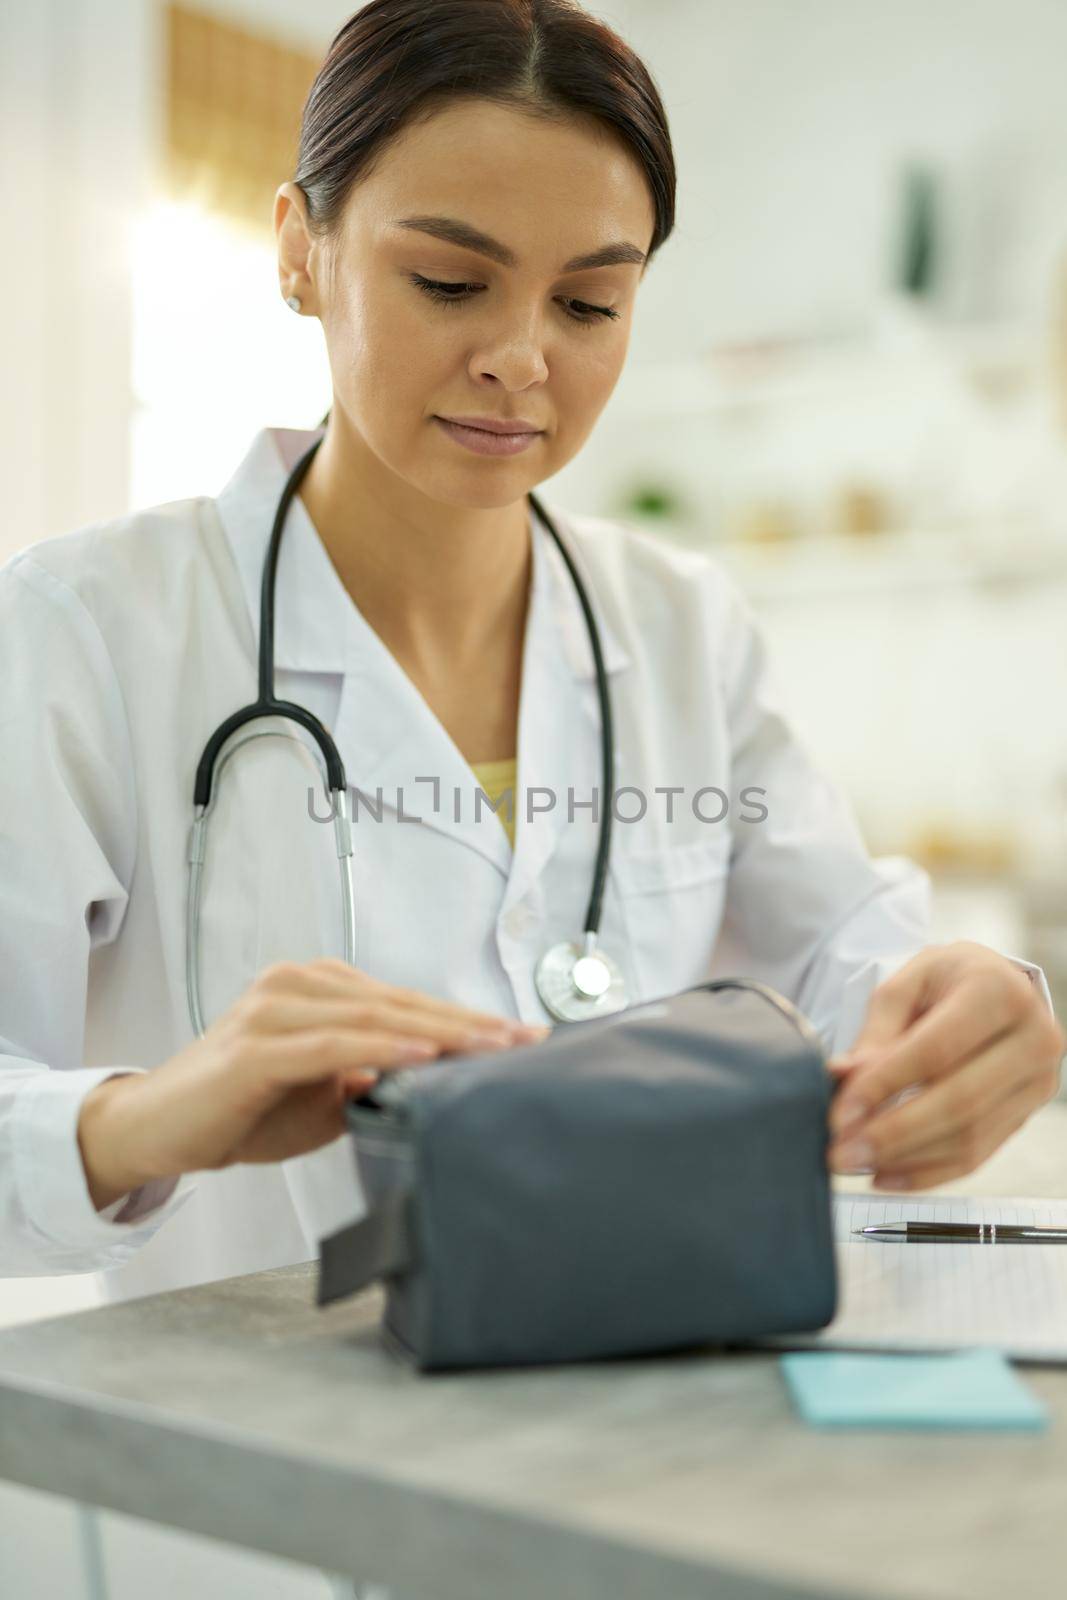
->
[408, 273, 620, 326]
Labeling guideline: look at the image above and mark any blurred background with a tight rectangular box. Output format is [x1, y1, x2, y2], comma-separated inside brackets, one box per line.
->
[2, 0, 1067, 1589]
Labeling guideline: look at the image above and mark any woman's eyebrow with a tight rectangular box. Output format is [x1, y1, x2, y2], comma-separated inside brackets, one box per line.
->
[392, 214, 646, 272]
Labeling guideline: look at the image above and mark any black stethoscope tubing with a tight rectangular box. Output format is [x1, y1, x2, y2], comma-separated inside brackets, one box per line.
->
[193, 431, 616, 942]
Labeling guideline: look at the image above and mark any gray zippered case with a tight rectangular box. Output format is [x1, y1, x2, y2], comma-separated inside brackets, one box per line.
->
[317, 978, 838, 1370]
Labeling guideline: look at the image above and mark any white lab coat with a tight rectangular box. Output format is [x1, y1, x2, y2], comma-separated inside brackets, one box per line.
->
[0, 424, 1048, 1304]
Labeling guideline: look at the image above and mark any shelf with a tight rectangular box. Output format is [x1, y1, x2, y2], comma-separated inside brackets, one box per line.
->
[645, 523, 1067, 603]
[610, 321, 1045, 420]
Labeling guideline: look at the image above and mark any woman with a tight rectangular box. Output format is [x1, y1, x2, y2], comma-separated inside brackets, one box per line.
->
[1, 0, 1062, 1303]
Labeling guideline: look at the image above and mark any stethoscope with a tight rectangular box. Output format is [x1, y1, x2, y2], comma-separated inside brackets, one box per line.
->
[186, 431, 630, 1037]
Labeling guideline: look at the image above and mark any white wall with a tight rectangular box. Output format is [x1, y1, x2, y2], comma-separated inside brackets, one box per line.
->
[0, 0, 160, 560]
[618, 0, 1067, 351]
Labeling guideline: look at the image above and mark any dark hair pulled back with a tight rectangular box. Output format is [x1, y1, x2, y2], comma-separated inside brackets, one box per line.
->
[293, 0, 675, 265]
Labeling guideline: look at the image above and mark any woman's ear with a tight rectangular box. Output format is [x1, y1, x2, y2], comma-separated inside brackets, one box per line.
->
[274, 181, 319, 316]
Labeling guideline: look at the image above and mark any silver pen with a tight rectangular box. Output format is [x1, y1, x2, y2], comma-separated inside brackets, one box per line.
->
[855, 1220, 1067, 1244]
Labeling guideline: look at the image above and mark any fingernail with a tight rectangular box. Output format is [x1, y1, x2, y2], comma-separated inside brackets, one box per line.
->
[394, 1038, 438, 1059]
[513, 1024, 551, 1042]
[873, 1173, 911, 1191]
[463, 1029, 514, 1050]
[830, 1053, 875, 1078]
[831, 1138, 873, 1173]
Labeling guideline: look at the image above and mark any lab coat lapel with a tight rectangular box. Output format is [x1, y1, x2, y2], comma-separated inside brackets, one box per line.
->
[331, 644, 516, 878]
[331, 497, 632, 892]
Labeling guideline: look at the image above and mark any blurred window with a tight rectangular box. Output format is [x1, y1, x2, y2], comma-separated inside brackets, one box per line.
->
[131, 4, 328, 506]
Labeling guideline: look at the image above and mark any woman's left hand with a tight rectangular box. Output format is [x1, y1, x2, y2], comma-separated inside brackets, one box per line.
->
[826, 941, 1066, 1190]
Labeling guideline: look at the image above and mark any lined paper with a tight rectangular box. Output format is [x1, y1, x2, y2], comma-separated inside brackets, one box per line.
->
[765, 1194, 1067, 1364]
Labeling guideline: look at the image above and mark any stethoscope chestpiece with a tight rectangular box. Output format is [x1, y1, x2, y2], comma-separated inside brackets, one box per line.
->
[534, 932, 629, 1024]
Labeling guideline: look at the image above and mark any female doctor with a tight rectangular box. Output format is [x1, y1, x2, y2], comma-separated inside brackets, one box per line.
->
[1, 0, 1063, 1306]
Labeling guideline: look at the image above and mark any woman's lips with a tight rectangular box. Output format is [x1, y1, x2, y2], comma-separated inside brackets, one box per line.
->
[433, 417, 542, 457]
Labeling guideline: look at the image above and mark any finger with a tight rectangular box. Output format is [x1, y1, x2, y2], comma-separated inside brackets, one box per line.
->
[828, 966, 1033, 1137]
[837, 950, 944, 1058]
[264, 960, 546, 1040]
[304, 959, 529, 1030]
[828, 1011, 1056, 1173]
[363, 1013, 550, 1060]
[254, 1009, 548, 1092]
[869, 1082, 1041, 1190]
[868, 1081, 1031, 1173]
[827, 944, 1003, 1070]
[252, 1027, 442, 1091]
[841, 942, 1025, 1057]
[871, 1076, 1041, 1180]
[246, 990, 542, 1053]
[826, 1055, 893, 1094]
[271, 992, 518, 1056]
[869, 1080, 1039, 1182]
[357, 979, 543, 1037]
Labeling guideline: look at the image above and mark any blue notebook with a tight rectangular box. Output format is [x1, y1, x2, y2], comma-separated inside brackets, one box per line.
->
[780, 1349, 1048, 1430]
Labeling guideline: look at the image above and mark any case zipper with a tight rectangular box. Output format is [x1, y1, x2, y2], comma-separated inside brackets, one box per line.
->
[348, 978, 825, 1132]
[700, 977, 826, 1061]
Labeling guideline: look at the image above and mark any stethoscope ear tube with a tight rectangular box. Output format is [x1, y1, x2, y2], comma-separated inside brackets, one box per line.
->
[186, 431, 628, 1037]
[528, 490, 615, 944]
[186, 770, 355, 1040]
[526, 490, 629, 1023]
[186, 429, 352, 1037]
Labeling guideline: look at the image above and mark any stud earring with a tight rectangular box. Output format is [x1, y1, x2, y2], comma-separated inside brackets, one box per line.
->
[285, 294, 302, 312]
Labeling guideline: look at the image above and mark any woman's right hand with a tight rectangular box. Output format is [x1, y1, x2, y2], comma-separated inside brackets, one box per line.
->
[77, 959, 549, 1209]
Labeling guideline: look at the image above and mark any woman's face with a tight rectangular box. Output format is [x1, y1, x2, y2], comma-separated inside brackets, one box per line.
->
[284, 98, 655, 511]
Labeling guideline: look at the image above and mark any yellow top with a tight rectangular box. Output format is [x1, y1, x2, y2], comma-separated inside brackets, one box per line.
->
[470, 756, 517, 850]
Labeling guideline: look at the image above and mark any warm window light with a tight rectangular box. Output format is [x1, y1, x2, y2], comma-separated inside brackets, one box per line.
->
[129, 199, 329, 510]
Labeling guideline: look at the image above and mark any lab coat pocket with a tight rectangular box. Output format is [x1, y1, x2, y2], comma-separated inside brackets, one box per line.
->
[611, 834, 732, 1002]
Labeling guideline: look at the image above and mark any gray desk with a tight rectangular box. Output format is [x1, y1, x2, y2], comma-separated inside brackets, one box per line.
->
[1, 1106, 1066, 1600]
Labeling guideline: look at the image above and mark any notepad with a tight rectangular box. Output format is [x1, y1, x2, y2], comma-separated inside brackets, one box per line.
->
[780, 1350, 1048, 1429]
[763, 1195, 1067, 1364]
